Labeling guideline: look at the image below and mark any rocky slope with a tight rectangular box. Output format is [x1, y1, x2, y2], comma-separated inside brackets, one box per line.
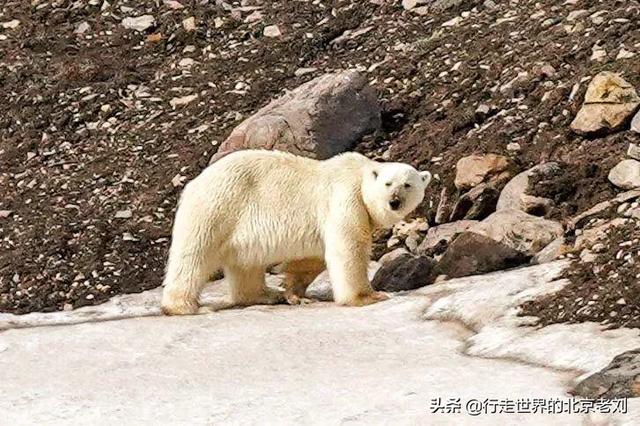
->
[1, 0, 639, 324]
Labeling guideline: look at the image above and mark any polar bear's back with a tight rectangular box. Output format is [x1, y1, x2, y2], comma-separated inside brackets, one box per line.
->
[180, 149, 370, 265]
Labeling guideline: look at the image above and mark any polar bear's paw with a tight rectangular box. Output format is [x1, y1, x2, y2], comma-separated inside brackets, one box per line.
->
[346, 291, 390, 307]
[285, 293, 317, 305]
[161, 300, 200, 316]
[259, 287, 287, 305]
[236, 286, 287, 306]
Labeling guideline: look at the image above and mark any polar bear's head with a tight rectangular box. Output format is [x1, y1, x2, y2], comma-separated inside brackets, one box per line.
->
[362, 162, 432, 228]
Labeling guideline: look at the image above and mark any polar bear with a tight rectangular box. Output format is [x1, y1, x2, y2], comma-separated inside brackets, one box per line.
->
[161, 149, 431, 315]
[277, 257, 326, 304]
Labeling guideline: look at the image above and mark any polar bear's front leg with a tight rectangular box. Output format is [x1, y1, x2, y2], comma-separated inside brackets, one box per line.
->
[324, 229, 388, 307]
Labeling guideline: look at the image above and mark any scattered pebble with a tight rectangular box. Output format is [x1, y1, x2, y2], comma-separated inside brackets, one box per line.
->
[263, 25, 282, 38]
[122, 15, 155, 32]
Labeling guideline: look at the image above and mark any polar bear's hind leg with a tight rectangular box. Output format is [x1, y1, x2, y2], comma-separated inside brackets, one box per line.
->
[161, 251, 219, 316]
[225, 264, 285, 306]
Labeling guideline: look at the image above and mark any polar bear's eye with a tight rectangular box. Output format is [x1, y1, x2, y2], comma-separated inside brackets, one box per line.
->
[404, 183, 412, 188]
[385, 182, 392, 187]
[372, 170, 378, 179]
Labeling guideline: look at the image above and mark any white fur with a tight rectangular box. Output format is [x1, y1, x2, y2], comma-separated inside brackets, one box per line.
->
[161, 150, 431, 315]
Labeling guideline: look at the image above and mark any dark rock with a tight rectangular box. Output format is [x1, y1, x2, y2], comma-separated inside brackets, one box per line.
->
[210, 70, 380, 164]
[435, 232, 529, 279]
[571, 348, 640, 399]
[450, 183, 500, 221]
[372, 253, 436, 292]
[417, 220, 478, 255]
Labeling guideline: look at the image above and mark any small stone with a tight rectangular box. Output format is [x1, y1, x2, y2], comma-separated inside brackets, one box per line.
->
[122, 232, 138, 242]
[86, 294, 95, 300]
[566, 10, 587, 21]
[263, 25, 282, 38]
[122, 15, 155, 32]
[402, 0, 424, 9]
[590, 48, 606, 62]
[506, 142, 521, 152]
[632, 111, 640, 134]
[539, 64, 556, 79]
[617, 203, 630, 214]
[74, 21, 90, 35]
[1, 19, 20, 29]
[294, 67, 317, 77]
[412, 6, 430, 15]
[0, 210, 12, 218]
[476, 104, 491, 116]
[608, 160, 640, 190]
[171, 174, 185, 187]
[627, 144, 640, 161]
[442, 17, 462, 27]
[616, 48, 635, 60]
[163, 0, 184, 9]
[146, 33, 163, 43]
[245, 11, 263, 24]
[115, 210, 133, 219]
[182, 17, 196, 32]
[178, 58, 195, 68]
[580, 249, 597, 263]
[63, 303, 74, 311]
[387, 236, 401, 248]
[169, 94, 197, 108]
[214, 17, 224, 28]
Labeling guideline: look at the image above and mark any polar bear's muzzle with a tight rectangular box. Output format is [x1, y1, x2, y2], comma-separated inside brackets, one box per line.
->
[389, 196, 402, 211]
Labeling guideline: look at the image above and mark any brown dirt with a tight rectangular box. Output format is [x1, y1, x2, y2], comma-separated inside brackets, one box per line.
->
[521, 223, 640, 329]
[1, 0, 640, 316]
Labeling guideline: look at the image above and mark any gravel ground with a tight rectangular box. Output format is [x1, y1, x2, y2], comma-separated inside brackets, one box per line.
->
[1, 0, 639, 320]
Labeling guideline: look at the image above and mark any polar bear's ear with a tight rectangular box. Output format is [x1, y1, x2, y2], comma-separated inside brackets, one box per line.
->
[420, 171, 432, 187]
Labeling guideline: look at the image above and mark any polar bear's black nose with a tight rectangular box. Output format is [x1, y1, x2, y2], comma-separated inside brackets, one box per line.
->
[389, 198, 401, 210]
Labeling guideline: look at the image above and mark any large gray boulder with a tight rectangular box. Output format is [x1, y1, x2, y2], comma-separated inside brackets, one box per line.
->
[497, 162, 560, 215]
[471, 209, 564, 256]
[210, 70, 380, 164]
